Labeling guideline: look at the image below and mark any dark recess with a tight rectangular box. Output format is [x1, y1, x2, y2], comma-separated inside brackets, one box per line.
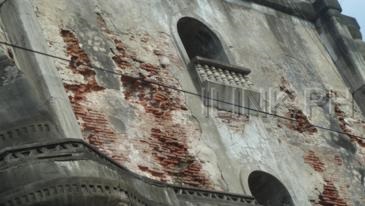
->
[177, 17, 229, 63]
[248, 171, 294, 206]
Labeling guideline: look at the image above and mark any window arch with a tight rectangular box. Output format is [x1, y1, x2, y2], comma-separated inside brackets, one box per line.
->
[248, 171, 294, 206]
[177, 17, 229, 63]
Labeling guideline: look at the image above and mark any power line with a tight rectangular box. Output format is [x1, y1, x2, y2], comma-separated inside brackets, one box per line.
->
[0, 40, 364, 141]
[0, 41, 291, 119]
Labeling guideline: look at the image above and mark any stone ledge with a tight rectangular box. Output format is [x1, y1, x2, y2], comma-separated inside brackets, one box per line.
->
[313, 0, 342, 16]
[1, 177, 131, 206]
[191, 56, 251, 75]
[0, 121, 62, 148]
[337, 14, 362, 39]
[0, 138, 261, 206]
[189, 56, 260, 115]
[249, 0, 317, 20]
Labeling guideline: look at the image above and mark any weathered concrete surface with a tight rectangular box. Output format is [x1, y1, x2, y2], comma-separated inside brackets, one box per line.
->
[0, 44, 57, 139]
[0, 0, 364, 205]
[0, 0, 82, 139]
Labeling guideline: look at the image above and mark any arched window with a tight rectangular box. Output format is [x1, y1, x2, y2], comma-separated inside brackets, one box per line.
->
[248, 171, 294, 206]
[177, 17, 229, 63]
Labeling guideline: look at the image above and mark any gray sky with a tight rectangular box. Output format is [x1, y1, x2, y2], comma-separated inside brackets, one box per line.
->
[339, 0, 365, 37]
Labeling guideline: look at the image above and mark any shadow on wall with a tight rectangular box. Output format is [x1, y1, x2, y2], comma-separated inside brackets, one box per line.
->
[177, 17, 229, 63]
[248, 171, 294, 206]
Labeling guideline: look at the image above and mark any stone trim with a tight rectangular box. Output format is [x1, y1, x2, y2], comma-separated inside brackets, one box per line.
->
[0, 137, 260, 206]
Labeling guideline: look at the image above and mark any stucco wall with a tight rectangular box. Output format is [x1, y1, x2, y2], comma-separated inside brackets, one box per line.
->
[1, 0, 364, 205]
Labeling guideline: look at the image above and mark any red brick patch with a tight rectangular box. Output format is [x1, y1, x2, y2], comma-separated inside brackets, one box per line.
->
[334, 104, 365, 147]
[286, 108, 318, 135]
[118, 53, 210, 187]
[318, 179, 348, 206]
[96, 13, 211, 188]
[304, 150, 325, 172]
[334, 155, 343, 166]
[60, 29, 127, 163]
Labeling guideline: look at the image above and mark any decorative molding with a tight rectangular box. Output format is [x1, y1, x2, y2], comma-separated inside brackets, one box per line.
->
[0, 123, 52, 141]
[1, 178, 130, 206]
[190, 56, 260, 114]
[173, 187, 258, 204]
[0, 137, 261, 206]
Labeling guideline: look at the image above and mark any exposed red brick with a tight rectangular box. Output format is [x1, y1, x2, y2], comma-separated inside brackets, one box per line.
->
[112, 39, 133, 69]
[119, 60, 210, 187]
[140, 63, 159, 76]
[145, 124, 210, 187]
[334, 155, 343, 166]
[60, 29, 104, 98]
[317, 179, 348, 206]
[97, 13, 211, 188]
[280, 77, 296, 101]
[61, 30, 94, 76]
[334, 104, 365, 147]
[120, 74, 186, 118]
[286, 108, 318, 134]
[64, 83, 104, 102]
[278, 77, 317, 135]
[60, 29, 127, 163]
[304, 150, 325, 172]
[138, 165, 167, 179]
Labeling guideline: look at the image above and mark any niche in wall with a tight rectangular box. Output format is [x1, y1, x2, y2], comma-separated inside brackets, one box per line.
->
[177, 17, 229, 63]
[248, 171, 294, 206]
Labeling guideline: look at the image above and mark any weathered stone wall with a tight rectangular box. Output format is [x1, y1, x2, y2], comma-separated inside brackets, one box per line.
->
[1, 0, 364, 205]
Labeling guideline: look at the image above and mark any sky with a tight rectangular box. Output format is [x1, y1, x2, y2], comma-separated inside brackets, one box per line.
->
[339, 0, 365, 37]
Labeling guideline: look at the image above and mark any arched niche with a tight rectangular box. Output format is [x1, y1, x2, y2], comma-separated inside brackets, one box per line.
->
[177, 17, 229, 63]
[248, 171, 294, 206]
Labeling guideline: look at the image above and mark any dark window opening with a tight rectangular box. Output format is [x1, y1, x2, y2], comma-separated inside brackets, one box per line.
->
[248, 171, 294, 206]
[177, 17, 229, 63]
